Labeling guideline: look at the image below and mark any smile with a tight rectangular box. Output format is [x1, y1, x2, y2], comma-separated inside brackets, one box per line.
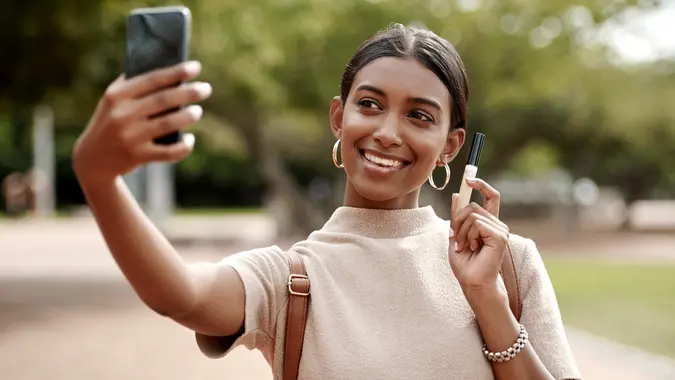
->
[359, 149, 410, 170]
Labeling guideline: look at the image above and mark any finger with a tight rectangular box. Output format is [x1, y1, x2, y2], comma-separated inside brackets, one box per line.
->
[133, 82, 212, 120]
[448, 236, 459, 254]
[134, 105, 203, 142]
[464, 202, 509, 232]
[123, 61, 203, 99]
[477, 218, 509, 249]
[451, 200, 472, 251]
[467, 221, 482, 252]
[138, 133, 196, 163]
[457, 212, 491, 252]
[467, 219, 498, 252]
[101, 75, 131, 111]
[465, 177, 500, 217]
[452, 202, 487, 238]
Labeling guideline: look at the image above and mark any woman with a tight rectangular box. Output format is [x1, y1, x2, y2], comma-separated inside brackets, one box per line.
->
[72, 24, 582, 380]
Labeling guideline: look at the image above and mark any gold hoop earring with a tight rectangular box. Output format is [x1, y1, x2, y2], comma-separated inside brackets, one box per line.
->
[428, 163, 450, 190]
[332, 139, 344, 168]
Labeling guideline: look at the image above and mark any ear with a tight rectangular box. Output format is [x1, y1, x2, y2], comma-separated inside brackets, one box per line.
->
[329, 96, 344, 140]
[439, 128, 465, 165]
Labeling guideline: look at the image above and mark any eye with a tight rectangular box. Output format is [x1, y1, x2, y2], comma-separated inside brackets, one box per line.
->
[409, 110, 434, 123]
[357, 98, 381, 110]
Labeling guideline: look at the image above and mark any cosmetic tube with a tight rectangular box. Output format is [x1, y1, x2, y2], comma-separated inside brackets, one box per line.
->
[455, 132, 485, 211]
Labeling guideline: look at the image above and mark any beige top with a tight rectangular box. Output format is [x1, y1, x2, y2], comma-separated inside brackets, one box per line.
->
[195, 206, 582, 380]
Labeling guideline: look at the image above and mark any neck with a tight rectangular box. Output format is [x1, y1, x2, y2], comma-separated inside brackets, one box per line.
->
[342, 181, 421, 210]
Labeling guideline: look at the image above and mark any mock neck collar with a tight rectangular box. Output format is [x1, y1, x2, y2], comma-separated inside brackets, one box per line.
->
[318, 205, 442, 239]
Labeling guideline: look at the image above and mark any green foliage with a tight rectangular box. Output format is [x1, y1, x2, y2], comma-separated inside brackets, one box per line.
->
[511, 141, 561, 176]
[1, 0, 674, 208]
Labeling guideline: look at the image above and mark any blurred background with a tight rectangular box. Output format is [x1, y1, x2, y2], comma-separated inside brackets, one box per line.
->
[1, 0, 675, 379]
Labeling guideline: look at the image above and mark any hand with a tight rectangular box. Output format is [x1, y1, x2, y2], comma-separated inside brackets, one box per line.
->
[448, 178, 510, 297]
[72, 61, 212, 187]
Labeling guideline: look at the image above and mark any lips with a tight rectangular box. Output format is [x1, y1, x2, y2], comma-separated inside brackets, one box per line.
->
[359, 149, 411, 169]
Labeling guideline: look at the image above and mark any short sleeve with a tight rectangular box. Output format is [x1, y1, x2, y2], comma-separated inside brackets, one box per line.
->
[517, 237, 584, 380]
[195, 245, 290, 359]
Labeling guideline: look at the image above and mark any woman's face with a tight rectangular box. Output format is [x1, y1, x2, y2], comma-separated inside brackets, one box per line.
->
[330, 56, 465, 209]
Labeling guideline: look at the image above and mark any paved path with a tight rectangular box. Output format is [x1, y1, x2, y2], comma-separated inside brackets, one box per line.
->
[2, 215, 675, 379]
[567, 328, 675, 380]
[2, 295, 674, 380]
[0, 303, 273, 380]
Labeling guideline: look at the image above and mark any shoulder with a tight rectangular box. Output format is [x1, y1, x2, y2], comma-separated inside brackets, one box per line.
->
[506, 233, 540, 272]
[220, 244, 288, 269]
[216, 244, 293, 296]
[505, 233, 557, 301]
[220, 241, 323, 286]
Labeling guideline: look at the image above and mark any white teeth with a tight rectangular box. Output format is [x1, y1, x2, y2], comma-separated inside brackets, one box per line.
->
[363, 152, 404, 168]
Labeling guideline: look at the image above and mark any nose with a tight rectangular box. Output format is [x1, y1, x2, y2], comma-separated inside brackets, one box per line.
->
[373, 113, 403, 148]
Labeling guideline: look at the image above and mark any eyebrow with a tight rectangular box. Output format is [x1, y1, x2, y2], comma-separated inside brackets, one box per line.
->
[354, 84, 442, 111]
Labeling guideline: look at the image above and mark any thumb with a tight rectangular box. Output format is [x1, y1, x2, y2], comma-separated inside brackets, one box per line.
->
[447, 236, 461, 269]
[448, 235, 459, 253]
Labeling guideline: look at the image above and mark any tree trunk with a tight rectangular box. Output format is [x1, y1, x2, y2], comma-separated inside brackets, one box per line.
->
[228, 115, 326, 238]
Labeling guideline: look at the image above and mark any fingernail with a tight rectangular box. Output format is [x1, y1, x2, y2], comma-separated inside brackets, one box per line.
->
[184, 61, 202, 75]
[183, 133, 195, 148]
[465, 177, 476, 183]
[193, 82, 212, 97]
[187, 105, 203, 119]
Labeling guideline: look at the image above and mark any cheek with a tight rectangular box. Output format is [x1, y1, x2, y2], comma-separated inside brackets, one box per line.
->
[339, 109, 375, 146]
[409, 133, 445, 165]
[341, 107, 373, 131]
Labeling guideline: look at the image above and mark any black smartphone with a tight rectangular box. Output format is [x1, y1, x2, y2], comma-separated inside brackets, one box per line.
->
[125, 6, 191, 145]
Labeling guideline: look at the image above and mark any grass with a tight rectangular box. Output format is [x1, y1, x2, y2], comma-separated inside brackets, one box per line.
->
[544, 256, 675, 358]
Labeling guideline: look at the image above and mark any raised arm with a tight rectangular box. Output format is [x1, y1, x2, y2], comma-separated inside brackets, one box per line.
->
[73, 62, 245, 337]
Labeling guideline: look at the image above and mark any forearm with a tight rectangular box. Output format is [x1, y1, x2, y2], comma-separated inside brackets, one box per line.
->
[80, 176, 197, 317]
[467, 289, 554, 380]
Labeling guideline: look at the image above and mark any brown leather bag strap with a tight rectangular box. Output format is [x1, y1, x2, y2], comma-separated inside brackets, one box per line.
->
[284, 250, 310, 380]
[500, 240, 522, 321]
[281, 241, 521, 380]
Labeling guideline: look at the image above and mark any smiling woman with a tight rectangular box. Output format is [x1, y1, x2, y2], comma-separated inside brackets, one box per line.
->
[331, 27, 468, 209]
[72, 22, 583, 380]
[332, 56, 462, 208]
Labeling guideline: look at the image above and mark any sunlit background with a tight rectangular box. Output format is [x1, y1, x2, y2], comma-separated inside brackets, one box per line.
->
[1, 0, 675, 379]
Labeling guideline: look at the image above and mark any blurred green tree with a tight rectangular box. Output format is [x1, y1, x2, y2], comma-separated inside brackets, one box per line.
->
[1, 0, 673, 234]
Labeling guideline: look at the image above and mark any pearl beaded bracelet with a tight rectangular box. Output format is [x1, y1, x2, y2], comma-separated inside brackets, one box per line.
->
[482, 324, 529, 362]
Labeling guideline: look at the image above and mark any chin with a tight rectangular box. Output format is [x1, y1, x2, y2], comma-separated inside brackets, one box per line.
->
[350, 178, 405, 203]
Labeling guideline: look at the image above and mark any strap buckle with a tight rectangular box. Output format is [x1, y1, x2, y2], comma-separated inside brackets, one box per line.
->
[287, 274, 310, 297]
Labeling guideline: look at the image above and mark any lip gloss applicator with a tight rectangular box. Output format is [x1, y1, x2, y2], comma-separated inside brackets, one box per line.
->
[455, 132, 485, 211]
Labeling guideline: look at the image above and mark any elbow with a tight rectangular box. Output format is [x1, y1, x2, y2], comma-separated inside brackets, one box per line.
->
[135, 283, 200, 320]
[148, 304, 188, 318]
[140, 265, 206, 319]
[144, 297, 197, 319]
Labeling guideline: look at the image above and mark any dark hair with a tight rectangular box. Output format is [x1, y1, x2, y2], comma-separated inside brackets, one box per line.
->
[340, 23, 469, 130]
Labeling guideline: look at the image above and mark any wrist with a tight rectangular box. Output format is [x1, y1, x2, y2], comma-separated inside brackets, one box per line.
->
[464, 285, 509, 315]
[76, 172, 121, 195]
[72, 151, 117, 192]
[466, 287, 522, 354]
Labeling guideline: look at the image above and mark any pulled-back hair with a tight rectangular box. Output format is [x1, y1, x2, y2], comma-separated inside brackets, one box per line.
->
[340, 23, 469, 130]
